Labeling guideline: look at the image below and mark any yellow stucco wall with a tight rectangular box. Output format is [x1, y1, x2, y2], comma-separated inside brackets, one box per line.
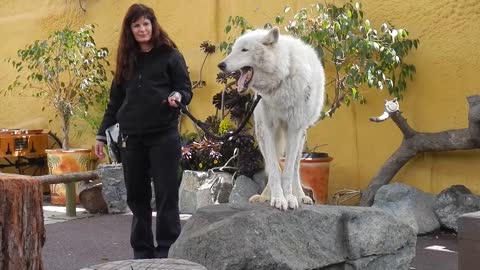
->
[1, 0, 479, 200]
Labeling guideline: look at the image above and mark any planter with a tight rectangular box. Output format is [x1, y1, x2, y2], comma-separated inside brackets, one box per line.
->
[281, 152, 333, 204]
[46, 148, 96, 205]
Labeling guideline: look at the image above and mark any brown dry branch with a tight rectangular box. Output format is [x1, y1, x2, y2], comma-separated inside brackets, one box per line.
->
[360, 95, 480, 206]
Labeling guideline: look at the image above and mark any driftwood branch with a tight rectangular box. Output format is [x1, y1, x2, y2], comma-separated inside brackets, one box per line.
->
[360, 95, 480, 206]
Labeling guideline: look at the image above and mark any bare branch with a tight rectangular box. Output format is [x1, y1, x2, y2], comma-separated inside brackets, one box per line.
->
[192, 52, 210, 89]
[360, 95, 480, 206]
[389, 111, 416, 138]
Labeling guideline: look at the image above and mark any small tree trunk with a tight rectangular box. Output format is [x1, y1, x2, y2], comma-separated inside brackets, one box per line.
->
[61, 114, 70, 150]
[0, 173, 45, 270]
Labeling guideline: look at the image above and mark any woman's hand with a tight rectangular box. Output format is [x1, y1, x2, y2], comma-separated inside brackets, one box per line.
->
[167, 91, 182, 108]
[95, 140, 106, 159]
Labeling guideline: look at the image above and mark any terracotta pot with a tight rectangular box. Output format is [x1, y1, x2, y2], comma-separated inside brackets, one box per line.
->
[281, 152, 333, 204]
[45, 148, 96, 205]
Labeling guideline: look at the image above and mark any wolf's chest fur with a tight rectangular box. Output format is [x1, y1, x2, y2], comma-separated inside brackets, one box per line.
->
[254, 78, 319, 126]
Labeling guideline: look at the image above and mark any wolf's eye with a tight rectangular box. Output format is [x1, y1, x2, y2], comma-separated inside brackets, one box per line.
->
[241, 48, 248, 52]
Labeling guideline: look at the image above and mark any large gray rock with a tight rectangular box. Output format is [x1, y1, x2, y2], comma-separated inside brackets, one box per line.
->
[169, 203, 416, 270]
[179, 170, 233, 214]
[209, 172, 234, 204]
[373, 183, 440, 235]
[179, 171, 212, 214]
[228, 175, 261, 203]
[252, 170, 267, 190]
[433, 185, 480, 231]
[98, 163, 129, 214]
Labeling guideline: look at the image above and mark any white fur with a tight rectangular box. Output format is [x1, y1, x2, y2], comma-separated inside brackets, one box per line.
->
[219, 27, 325, 210]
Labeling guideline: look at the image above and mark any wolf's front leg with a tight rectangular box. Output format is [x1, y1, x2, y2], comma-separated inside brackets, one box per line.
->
[292, 131, 313, 205]
[254, 115, 287, 210]
[282, 128, 307, 209]
[292, 168, 313, 205]
[264, 144, 287, 210]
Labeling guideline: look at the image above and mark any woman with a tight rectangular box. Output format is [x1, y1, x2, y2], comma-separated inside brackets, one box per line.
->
[95, 3, 192, 259]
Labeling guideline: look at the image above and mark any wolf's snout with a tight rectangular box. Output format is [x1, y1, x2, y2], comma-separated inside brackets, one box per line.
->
[217, 62, 226, 71]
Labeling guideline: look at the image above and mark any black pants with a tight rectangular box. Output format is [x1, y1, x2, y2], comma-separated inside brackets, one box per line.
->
[120, 130, 181, 259]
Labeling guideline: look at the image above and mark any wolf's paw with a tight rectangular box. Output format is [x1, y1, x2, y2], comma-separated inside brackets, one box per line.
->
[270, 196, 288, 211]
[300, 195, 313, 205]
[285, 194, 299, 209]
[248, 194, 269, 203]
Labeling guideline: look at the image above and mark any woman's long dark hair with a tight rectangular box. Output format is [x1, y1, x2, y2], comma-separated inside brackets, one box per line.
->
[114, 3, 177, 84]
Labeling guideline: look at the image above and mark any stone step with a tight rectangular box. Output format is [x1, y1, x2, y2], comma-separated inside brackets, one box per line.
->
[80, 258, 207, 270]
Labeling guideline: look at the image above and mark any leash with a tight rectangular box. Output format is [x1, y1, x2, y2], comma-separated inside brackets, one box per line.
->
[174, 94, 262, 141]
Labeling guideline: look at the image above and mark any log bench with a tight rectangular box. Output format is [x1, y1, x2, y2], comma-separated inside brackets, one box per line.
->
[458, 211, 480, 270]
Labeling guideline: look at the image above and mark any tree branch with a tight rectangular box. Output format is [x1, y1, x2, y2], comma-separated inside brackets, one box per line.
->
[192, 52, 210, 89]
[360, 95, 480, 206]
[360, 143, 416, 206]
[389, 111, 416, 138]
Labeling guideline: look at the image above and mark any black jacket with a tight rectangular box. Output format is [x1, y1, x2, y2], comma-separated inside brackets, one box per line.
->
[97, 46, 192, 141]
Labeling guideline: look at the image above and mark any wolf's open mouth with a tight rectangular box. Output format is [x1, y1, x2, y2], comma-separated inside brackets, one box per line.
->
[237, 67, 253, 93]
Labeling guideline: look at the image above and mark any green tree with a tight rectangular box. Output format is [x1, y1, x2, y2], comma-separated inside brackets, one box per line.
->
[4, 24, 111, 150]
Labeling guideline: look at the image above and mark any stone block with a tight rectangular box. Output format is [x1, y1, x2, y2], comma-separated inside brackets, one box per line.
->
[458, 211, 480, 270]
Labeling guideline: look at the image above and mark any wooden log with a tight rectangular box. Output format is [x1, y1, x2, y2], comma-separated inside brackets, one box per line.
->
[0, 173, 44, 270]
[35, 170, 99, 185]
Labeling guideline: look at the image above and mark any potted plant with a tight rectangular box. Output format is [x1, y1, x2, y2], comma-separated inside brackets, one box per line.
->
[181, 41, 264, 178]
[179, 102, 264, 213]
[299, 147, 333, 204]
[4, 24, 111, 205]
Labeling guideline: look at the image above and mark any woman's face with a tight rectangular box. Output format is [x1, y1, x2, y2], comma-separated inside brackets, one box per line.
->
[131, 16, 152, 46]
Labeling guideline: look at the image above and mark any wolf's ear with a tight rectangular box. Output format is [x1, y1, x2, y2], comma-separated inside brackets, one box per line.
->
[262, 27, 279, 46]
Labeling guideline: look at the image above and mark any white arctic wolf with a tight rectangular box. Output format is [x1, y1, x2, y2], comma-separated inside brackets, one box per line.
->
[218, 27, 325, 210]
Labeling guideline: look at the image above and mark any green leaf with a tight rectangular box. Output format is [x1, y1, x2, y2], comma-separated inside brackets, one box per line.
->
[351, 87, 359, 100]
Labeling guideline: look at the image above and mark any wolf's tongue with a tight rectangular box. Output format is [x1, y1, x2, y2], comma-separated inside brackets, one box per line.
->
[237, 73, 248, 92]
